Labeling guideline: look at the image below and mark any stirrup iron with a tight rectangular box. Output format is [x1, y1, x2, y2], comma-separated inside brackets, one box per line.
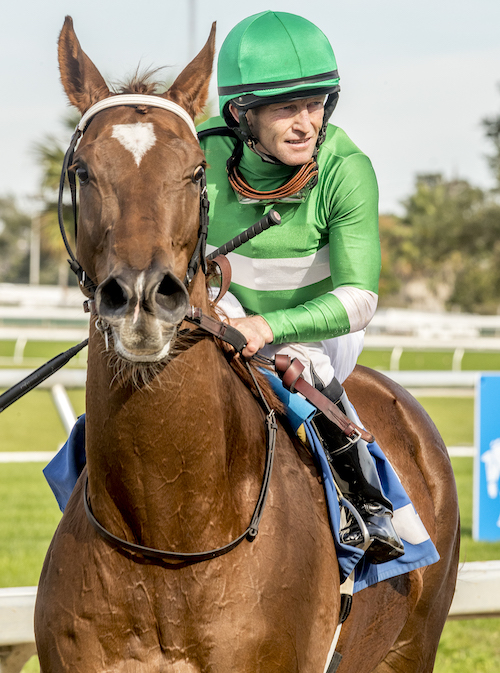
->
[338, 496, 372, 552]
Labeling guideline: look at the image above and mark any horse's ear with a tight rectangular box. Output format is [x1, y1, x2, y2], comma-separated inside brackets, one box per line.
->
[165, 22, 216, 120]
[58, 16, 110, 113]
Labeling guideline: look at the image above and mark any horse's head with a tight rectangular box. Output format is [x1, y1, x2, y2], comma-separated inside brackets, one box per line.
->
[58, 17, 215, 363]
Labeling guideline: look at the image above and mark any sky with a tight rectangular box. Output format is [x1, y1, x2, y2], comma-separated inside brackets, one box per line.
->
[1, 0, 499, 216]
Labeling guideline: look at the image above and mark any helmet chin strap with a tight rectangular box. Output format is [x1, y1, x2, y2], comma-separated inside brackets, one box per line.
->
[318, 92, 340, 147]
[226, 114, 319, 203]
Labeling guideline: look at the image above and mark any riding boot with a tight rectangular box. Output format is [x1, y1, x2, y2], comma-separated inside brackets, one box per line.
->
[312, 377, 405, 564]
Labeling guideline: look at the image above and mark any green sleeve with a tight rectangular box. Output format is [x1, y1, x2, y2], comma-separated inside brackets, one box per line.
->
[262, 293, 350, 344]
[262, 153, 380, 344]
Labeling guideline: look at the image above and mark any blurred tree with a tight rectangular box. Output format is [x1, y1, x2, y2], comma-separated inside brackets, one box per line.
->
[378, 214, 410, 300]
[0, 196, 31, 282]
[33, 111, 80, 285]
[401, 174, 485, 266]
[380, 173, 500, 313]
[482, 85, 500, 190]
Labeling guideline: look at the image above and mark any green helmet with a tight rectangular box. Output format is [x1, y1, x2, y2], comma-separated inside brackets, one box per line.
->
[218, 11, 340, 149]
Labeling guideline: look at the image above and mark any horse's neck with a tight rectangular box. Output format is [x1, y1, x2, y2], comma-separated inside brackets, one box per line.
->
[84, 331, 263, 551]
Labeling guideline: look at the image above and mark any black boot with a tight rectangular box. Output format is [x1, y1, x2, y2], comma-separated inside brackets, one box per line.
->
[313, 378, 404, 565]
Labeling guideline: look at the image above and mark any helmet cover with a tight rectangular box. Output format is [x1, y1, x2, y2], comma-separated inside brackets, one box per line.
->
[218, 11, 340, 123]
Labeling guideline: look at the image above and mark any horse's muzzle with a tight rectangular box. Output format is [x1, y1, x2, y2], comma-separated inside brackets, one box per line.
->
[94, 267, 190, 360]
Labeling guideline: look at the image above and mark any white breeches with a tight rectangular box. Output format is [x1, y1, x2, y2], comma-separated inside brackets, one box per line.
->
[216, 291, 365, 386]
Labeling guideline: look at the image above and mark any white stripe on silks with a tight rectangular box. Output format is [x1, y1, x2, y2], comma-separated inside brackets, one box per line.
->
[205, 244, 331, 291]
[392, 503, 431, 545]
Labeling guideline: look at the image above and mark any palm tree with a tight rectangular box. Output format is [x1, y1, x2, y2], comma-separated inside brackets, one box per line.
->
[33, 111, 80, 285]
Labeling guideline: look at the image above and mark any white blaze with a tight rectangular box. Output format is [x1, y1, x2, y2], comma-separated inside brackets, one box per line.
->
[112, 122, 156, 166]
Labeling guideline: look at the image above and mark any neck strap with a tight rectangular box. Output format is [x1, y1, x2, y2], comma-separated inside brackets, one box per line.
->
[226, 139, 318, 204]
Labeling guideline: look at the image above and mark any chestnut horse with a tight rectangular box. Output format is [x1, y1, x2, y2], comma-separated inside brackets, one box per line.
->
[34, 17, 459, 673]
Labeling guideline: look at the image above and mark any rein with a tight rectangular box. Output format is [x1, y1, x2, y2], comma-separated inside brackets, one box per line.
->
[84, 361, 278, 565]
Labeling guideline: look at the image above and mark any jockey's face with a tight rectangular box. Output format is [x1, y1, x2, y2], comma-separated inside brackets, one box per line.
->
[230, 96, 325, 166]
[247, 96, 324, 166]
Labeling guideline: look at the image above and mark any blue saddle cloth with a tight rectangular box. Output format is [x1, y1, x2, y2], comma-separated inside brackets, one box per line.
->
[44, 375, 439, 593]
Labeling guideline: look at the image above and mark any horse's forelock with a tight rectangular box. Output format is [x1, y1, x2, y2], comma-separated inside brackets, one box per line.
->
[116, 66, 167, 95]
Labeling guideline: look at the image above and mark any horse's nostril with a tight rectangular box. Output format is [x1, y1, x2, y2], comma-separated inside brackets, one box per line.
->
[99, 278, 128, 312]
[156, 273, 189, 313]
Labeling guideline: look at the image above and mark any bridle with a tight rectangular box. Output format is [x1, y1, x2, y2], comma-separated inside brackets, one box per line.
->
[57, 94, 209, 296]
[58, 94, 277, 565]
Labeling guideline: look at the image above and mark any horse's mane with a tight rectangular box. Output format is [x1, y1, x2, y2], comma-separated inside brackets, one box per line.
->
[201, 265, 283, 413]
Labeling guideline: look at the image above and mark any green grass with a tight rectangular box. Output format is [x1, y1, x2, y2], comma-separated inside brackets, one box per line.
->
[0, 388, 85, 452]
[0, 339, 88, 368]
[0, 463, 61, 587]
[462, 351, 500, 370]
[402, 350, 455, 370]
[417, 396, 474, 446]
[358, 348, 500, 371]
[436, 619, 500, 672]
[21, 341, 82, 360]
[0, 340, 16, 357]
[357, 349, 393, 369]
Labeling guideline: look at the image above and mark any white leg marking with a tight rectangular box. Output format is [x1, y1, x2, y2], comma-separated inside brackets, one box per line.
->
[112, 122, 156, 167]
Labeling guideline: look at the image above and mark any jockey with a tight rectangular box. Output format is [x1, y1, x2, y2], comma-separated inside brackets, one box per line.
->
[198, 10, 404, 564]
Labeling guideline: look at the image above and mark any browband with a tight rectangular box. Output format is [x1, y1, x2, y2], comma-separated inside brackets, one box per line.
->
[77, 94, 198, 139]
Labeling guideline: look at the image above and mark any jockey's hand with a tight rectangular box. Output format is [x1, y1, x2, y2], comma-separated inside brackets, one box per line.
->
[228, 315, 273, 359]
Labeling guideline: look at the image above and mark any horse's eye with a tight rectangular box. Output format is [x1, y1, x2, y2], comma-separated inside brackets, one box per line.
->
[76, 167, 89, 185]
[192, 165, 205, 183]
